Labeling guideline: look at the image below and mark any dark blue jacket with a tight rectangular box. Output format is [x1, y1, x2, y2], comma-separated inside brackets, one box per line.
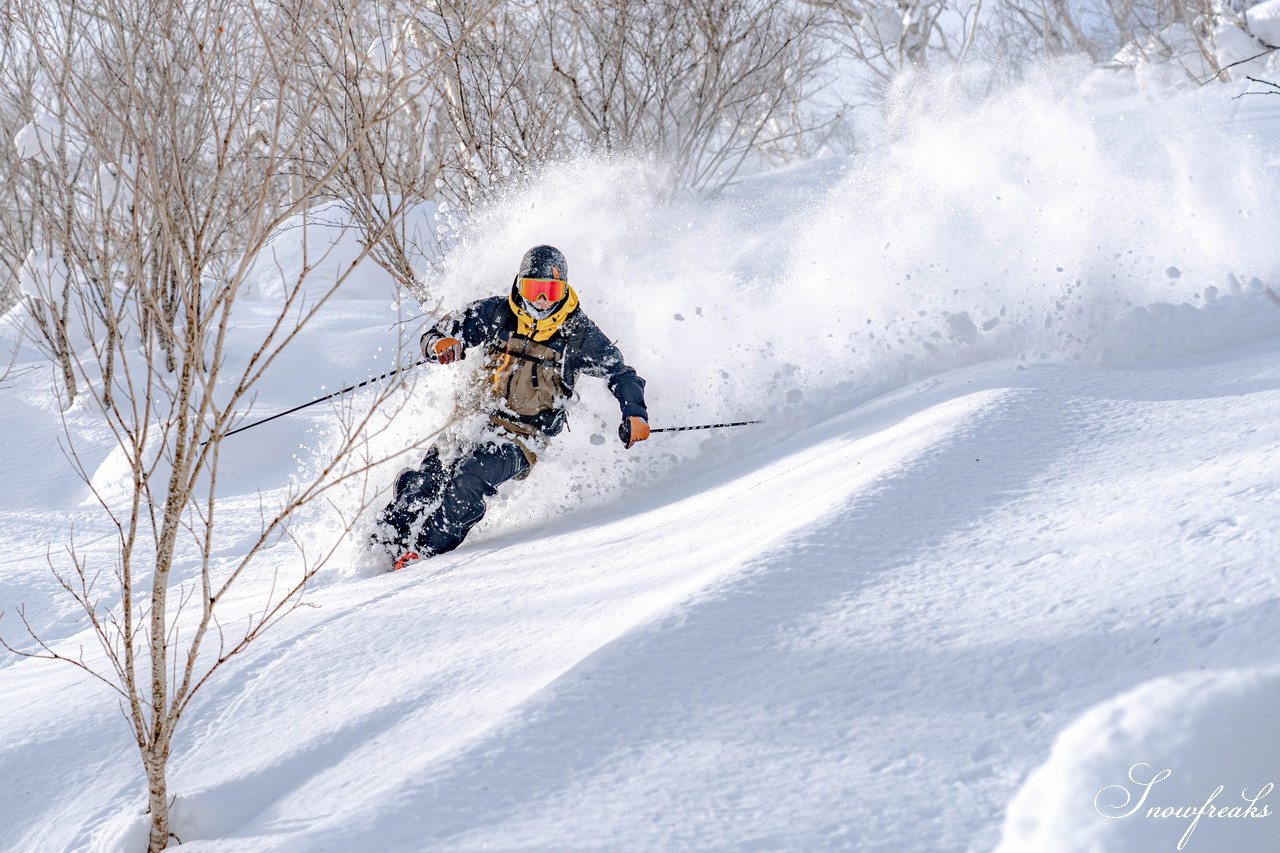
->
[421, 296, 647, 436]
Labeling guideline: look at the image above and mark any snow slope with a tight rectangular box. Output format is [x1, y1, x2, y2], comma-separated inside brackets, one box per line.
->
[3, 66, 1280, 852]
[5, 334, 1280, 853]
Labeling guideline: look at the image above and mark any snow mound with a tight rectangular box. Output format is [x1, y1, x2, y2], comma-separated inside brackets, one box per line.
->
[1247, 0, 1280, 46]
[13, 111, 78, 164]
[997, 667, 1280, 853]
[1214, 23, 1269, 79]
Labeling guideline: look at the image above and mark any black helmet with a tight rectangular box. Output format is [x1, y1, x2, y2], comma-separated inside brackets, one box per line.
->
[512, 245, 570, 319]
[517, 245, 568, 282]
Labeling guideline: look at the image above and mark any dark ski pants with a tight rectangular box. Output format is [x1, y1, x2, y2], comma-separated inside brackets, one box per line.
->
[377, 439, 530, 557]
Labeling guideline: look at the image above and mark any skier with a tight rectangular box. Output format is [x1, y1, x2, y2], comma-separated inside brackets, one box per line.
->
[373, 245, 649, 570]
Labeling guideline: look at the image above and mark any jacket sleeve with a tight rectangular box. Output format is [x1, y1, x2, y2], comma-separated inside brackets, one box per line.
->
[577, 318, 648, 421]
[420, 297, 504, 359]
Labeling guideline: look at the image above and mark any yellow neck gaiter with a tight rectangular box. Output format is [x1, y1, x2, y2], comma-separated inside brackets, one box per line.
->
[508, 286, 579, 341]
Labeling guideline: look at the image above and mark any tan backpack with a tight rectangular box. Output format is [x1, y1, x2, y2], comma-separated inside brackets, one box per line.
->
[486, 334, 566, 417]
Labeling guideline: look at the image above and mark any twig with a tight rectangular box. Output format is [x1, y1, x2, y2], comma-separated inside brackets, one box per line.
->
[1233, 76, 1280, 98]
[1200, 48, 1277, 86]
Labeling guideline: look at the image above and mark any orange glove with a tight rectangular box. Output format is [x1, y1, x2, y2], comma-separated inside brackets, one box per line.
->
[430, 336, 462, 364]
[619, 416, 649, 449]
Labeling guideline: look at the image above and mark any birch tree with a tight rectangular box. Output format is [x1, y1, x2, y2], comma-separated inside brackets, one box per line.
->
[0, 0, 484, 849]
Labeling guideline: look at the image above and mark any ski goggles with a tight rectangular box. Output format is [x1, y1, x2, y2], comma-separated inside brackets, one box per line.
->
[518, 277, 566, 304]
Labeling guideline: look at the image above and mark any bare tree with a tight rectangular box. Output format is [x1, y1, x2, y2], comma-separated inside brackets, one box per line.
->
[1, 11, 85, 404]
[295, 1, 501, 302]
[804, 0, 1275, 111]
[543, 0, 829, 193]
[986, 0, 1271, 85]
[377, 0, 831, 207]
[405, 0, 569, 210]
[0, 0, 473, 849]
[801, 0, 986, 101]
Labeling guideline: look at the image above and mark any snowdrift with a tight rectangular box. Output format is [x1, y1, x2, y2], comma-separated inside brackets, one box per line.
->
[998, 667, 1280, 853]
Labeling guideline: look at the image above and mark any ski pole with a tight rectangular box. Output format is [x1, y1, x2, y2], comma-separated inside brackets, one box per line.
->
[217, 358, 430, 441]
[651, 420, 762, 434]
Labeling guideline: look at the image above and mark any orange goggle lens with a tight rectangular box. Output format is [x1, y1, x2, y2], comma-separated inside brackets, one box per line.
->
[518, 277, 566, 303]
